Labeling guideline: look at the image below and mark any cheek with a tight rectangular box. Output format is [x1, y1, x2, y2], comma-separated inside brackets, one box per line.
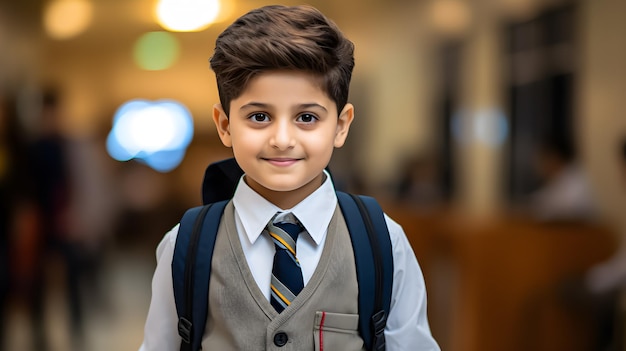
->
[230, 128, 261, 150]
[306, 136, 335, 159]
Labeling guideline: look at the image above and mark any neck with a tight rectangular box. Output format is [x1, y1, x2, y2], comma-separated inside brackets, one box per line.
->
[246, 173, 326, 210]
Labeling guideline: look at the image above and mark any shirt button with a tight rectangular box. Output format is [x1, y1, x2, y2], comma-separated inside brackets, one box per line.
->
[273, 332, 288, 347]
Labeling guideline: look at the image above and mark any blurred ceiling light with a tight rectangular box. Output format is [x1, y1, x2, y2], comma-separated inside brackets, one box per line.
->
[43, 0, 93, 40]
[428, 0, 471, 38]
[133, 31, 180, 71]
[106, 99, 194, 172]
[155, 0, 221, 32]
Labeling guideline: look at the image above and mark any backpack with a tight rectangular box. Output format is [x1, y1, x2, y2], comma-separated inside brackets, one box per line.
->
[171, 158, 393, 351]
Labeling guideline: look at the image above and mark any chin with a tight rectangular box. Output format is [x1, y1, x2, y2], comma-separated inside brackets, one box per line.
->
[246, 172, 323, 195]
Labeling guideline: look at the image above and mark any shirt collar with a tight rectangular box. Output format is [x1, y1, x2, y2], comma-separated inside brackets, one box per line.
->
[232, 170, 337, 246]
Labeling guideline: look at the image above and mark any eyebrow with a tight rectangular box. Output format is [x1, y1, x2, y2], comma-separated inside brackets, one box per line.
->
[239, 102, 328, 112]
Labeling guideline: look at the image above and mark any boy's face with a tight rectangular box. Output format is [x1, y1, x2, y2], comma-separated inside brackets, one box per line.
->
[213, 70, 354, 209]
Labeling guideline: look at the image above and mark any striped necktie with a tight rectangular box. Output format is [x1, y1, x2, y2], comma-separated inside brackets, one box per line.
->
[267, 214, 304, 313]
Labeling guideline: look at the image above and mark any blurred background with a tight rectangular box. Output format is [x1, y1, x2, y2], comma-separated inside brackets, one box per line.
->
[1, 0, 625, 350]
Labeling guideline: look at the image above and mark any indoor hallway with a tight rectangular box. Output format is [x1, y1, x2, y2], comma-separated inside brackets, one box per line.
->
[3, 248, 153, 351]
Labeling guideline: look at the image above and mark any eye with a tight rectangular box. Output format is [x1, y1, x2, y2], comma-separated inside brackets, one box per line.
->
[249, 113, 270, 122]
[296, 113, 318, 123]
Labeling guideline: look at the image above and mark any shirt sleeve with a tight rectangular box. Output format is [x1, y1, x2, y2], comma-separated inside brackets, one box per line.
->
[138, 225, 181, 351]
[383, 214, 441, 351]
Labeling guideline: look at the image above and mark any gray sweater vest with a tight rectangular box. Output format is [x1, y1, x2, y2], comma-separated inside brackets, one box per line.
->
[202, 201, 365, 350]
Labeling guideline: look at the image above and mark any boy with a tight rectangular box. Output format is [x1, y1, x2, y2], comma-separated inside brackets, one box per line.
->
[140, 5, 439, 351]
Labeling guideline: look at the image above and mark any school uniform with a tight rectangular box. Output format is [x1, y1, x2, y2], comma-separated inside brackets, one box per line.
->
[140, 172, 440, 350]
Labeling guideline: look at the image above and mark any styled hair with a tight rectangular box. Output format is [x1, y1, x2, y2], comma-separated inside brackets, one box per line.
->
[209, 5, 355, 116]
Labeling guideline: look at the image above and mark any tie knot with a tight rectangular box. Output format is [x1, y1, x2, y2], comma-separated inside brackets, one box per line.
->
[267, 213, 303, 250]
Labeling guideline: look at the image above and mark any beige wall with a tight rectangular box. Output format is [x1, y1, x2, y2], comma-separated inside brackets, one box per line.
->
[354, 4, 437, 187]
[579, 0, 626, 243]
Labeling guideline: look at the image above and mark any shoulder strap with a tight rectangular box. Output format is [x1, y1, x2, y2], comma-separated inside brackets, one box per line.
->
[172, 200, 228, 351]
[336, 191, 394, 351]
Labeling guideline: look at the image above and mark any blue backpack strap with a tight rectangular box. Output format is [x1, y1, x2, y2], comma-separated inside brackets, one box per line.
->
[336, 191, 394, 351]
[172, 200, 228, 351]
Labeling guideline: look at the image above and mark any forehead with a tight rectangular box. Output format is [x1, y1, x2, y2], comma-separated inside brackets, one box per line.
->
[233, 70, 333, 108]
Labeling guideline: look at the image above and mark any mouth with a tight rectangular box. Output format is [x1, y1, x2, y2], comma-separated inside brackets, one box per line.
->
[262, 157, 301, 167]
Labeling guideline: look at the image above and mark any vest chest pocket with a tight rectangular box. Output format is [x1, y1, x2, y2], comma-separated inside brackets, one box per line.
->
[313, 311, 365, 351]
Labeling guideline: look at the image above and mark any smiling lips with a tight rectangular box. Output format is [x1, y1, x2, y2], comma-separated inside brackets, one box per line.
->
[263, 158, 300, 167]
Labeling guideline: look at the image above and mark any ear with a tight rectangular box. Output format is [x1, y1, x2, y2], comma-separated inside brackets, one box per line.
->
[334, 103, 354, 148]
[212, 104, 232, 147]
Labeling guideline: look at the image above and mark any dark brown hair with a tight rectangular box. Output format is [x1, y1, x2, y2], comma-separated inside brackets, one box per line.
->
[209, 5, 355, 116]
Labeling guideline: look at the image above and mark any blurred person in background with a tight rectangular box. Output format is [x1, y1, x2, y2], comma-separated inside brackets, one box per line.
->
[527, 137, 597, 222]
[559, 136, 626, 351]
[26, 89, 84, 351]
[394, 152, 444, 211]
[0, 93, 35, 351]
[582, 136, 626, 351]
[0, 95, 11, 351]
[64, 116, 120, 317]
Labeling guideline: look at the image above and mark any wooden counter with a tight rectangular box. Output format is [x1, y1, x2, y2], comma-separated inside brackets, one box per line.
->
[384, 204, 618, 351]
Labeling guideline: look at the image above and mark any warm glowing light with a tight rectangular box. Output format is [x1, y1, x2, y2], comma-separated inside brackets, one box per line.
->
[43, 0, 93, 40]
[133, 31, 180, 71]
[428, 0, 471, 37]
[155, 0, 221, 32]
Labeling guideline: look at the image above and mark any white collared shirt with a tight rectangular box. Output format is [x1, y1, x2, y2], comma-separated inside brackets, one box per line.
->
[140, 172, 440, 351]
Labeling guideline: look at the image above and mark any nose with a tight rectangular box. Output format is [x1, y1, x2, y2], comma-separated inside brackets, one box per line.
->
[270, 119, 296, 150]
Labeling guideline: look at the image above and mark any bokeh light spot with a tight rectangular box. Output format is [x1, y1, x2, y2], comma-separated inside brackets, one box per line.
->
[106, 99, 194, 172]
[133, 31, 180, 71]
[43, 0, 93, 40]
[155, 0, 220, 32]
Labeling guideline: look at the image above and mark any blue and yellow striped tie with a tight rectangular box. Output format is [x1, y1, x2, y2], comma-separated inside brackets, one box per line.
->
[267, 214, 304, 313]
